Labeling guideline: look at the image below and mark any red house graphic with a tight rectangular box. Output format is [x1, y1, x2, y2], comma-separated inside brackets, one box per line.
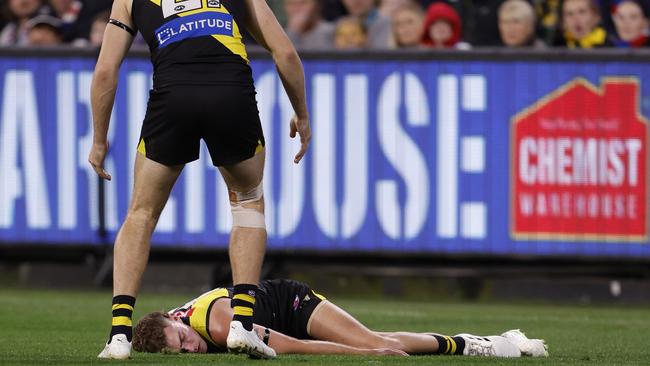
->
[511, 78, 648, 241]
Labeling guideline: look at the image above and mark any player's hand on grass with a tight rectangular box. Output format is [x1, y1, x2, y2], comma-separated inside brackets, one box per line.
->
[371, 348, 409, 356]
[88, 142, 112, 181]
[289, 114, 311, 164]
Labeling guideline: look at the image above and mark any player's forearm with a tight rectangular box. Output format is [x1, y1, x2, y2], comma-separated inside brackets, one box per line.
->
[91, 66, 118, 144]
[273, 50, 308, 119]
[275, 338, 372, 355]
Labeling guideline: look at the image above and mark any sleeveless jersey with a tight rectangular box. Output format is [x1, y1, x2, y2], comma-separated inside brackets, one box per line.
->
[168, 288, 230, 349]
[131, 0, 254, 87]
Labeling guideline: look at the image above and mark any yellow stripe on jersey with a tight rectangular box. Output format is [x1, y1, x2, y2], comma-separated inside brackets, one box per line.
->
[112, 304, 134, 311]
[111, 316, 133, 327]
[137, 138, 146, 155]
[233, 293, 256, 305]
[311, 290, 327, 301]
[254, 140, 264, 155]
[187, 288, 230, 346]
[149, 0, 248, 62]
[233, 306, 254, 317]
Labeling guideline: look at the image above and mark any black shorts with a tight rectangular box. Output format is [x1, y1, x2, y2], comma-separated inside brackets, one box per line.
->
[138, 84, 265, 167]
[253, 279, 327, 340]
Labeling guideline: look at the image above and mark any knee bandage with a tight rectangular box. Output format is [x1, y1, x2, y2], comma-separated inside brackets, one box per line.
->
[229, 182, 265, 229]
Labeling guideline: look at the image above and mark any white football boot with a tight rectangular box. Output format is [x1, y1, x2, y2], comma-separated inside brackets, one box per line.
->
[97, 334, 132, 359]
[501, 329, 549, 357]
[226, 321, 276, 359]
[454, 333, 522, 357]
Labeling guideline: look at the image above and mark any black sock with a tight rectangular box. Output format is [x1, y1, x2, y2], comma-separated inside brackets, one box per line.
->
[231, 284, 257, 331]
[433, 335, 465, 355]
[109, 295, 135, 343]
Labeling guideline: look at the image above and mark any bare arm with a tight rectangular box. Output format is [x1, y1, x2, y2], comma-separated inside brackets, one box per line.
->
[88, 0, 135, 180]
[258, 325, 407, 356]
[243, 0, 311, 164]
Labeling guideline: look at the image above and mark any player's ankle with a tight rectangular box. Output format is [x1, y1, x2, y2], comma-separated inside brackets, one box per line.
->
[109, 295, 136, 342]
[432, 335, 465, 355]
[231, 284, 257, 331]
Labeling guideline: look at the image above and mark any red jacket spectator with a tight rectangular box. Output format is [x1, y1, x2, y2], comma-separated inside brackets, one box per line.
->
[421, 2, 462, 48]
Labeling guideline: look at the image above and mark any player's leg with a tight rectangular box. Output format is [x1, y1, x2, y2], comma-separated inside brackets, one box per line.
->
[98, 154, 183, 359]
[307, 301, 411, 352]
[217, 149, 276, 358]
[308, 301, 522, 356]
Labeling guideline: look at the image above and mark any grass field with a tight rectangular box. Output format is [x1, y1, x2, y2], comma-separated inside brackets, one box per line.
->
[1, 288, 648, 365]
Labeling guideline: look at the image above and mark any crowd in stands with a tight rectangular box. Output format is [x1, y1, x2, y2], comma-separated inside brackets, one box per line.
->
[1, 0, 648, 49]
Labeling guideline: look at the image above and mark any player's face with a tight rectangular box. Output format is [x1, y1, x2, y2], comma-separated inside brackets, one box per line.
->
[563, 0, 600, 39]
[163, 320, 208, 354]
[613, 1, 649, 42]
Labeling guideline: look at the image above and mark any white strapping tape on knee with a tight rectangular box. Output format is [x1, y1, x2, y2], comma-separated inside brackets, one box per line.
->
[230, 181, 265, 228]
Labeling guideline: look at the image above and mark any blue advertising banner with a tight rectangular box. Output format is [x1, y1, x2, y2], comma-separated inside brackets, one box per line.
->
[0, 54, 649, 258]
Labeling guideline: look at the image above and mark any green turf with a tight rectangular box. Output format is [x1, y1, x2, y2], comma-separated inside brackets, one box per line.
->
[0, 288, 647, 365]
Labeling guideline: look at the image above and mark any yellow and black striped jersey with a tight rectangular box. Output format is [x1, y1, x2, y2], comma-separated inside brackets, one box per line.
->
[168, 288, 230, 349]
[131, 0, 253, 87]
[166, 280, 327, 350]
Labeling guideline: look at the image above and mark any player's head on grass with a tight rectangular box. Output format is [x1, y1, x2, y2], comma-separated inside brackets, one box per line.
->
[132, 312, 208, 354]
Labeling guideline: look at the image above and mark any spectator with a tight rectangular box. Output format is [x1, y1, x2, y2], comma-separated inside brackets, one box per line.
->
[611, 0, 649, 47]
[47, 0, 111, 42]
[421, 1, 468, 49]
[379, 0, 414, 18]
[0, 0, 46, 46]
[88, 10, 108, 47]
[284, 0, 335, 50]
[342, 0, 392, 48]
[532, 0, 562, 44]
[334, 16, 368, 49]
[561, 0, 611, 48]
[391, 3, 425, 48]
[25, 14, 62, 45]
[498, 0, 546, 47]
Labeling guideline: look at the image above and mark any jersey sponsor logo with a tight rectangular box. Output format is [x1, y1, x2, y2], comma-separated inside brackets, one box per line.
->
[511, 78, 648, 241]
[155, 12, 234, 48]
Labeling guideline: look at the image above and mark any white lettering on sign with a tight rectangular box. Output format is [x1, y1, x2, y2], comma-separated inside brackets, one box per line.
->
[376, 72, 430, 240]
[312, 74, 369, 239]
[0, 71, 51, 229]
[519, 137, 642, 186]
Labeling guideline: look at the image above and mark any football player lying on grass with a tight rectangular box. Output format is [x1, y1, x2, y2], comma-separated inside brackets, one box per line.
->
[133, 279, 548, 358]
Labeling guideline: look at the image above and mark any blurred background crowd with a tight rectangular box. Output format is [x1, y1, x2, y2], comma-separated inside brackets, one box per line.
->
[1, 0, 649, 49]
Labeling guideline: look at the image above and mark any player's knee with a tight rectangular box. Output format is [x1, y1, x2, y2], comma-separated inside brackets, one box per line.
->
[126, 207, 159, 228]
[229, 181, 265, 229]
[378, 336, 405, 351]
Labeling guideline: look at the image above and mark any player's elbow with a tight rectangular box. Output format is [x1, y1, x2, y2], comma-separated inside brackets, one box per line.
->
[272, 48, 300, 68]
[93, 63, 119, 84]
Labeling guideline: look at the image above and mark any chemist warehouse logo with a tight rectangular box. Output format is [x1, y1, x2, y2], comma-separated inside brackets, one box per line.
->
[510, 78, 649, 242]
